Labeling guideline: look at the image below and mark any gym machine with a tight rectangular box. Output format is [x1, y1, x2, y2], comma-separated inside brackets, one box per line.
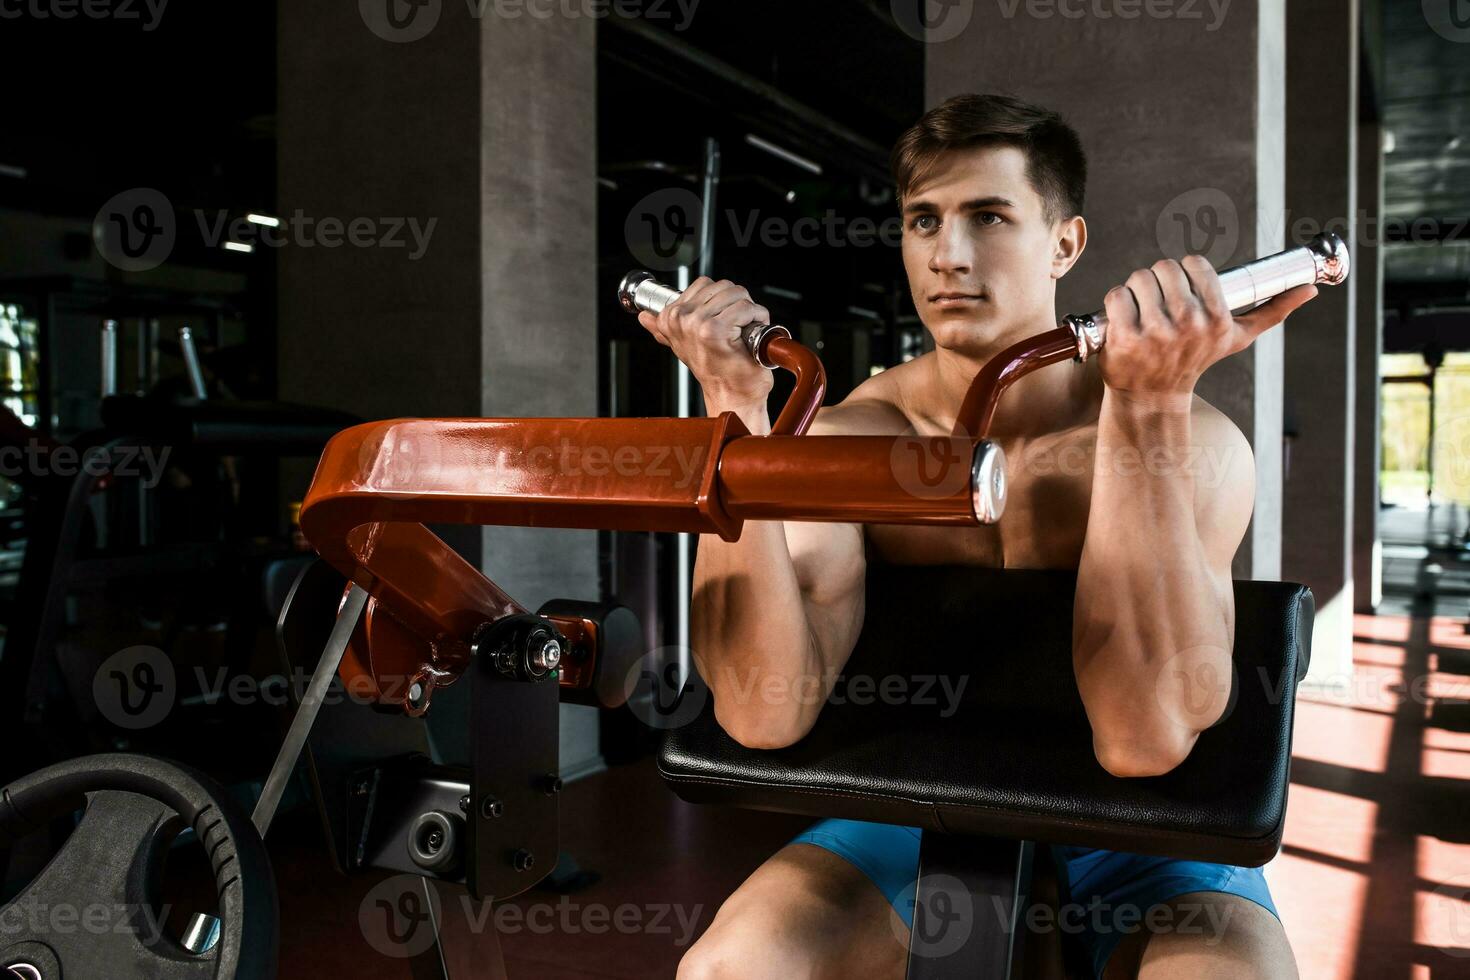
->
[0, 234, 1346, 979]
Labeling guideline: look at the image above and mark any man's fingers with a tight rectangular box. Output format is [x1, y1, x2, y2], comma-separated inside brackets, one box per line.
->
[1235, 284, 1319, 338]
[1150, 259, 1197, 323]
[637, 310, 670, 346]
[1181, 254, 1230, 323]
[1125, 268, 1167, 334]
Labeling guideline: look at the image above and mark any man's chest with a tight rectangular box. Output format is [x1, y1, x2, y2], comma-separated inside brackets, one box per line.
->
[865, 425, 1098, 570]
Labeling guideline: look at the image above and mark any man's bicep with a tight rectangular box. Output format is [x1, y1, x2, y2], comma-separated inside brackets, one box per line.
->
[784, 517, 867, 674]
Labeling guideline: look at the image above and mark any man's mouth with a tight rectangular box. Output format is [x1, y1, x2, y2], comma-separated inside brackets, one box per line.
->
[929, 291, 985, 308]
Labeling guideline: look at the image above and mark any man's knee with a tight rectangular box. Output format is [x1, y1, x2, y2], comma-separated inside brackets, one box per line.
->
[1125, 893, 1297, 980]
[676, 906, 803, 980]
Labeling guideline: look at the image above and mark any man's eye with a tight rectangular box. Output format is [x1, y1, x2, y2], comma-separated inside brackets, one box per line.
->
[910, 214, 939, 233]
[976, 212, 1003, 227]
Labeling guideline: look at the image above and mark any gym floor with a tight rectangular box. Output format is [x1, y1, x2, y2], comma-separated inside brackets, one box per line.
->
[259, 502, 1470, 980]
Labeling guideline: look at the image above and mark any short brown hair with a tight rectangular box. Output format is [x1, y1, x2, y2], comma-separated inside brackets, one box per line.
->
[891, 93, 1087, 223]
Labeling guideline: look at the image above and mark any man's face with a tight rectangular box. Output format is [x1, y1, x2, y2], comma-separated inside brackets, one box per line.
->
[900, 144, 1065, 352]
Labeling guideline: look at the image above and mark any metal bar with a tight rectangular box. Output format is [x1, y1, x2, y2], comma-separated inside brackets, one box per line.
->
[178, 325, 208, 399]
[251, 584, 369, 837]
[905, 835, 1033, 980]
[99, 320, 118, 397]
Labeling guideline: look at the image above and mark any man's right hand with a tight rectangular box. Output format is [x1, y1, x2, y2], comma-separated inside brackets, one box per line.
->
[636, 276, 775, 414]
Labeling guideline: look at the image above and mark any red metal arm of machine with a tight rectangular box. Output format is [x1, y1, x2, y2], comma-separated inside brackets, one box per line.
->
[299, 236, 1349, 715]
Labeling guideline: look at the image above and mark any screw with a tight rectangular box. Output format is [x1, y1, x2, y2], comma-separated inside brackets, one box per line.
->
[512, 849, 535, 872]
[480, 796, 503, 820]
[458, 795, 470, 813]
[425, 829, 444, 852]
[530, 637, 562, 673]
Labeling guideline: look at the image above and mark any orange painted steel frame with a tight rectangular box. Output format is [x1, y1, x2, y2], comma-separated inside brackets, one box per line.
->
[298, 328, 1044, 714]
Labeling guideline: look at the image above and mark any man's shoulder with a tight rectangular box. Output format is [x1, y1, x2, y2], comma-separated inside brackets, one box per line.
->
[808, 363, 918, 436]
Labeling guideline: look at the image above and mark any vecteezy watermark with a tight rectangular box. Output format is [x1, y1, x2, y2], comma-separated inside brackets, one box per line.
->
[93, 646, 176, 730]
[0, 896, 172, 946]
[891, 0, 975, 43]
[523, 439, 707, 490]
[0, 0, 168, 30]
[194, 210, 438, 260]
[1158, 188, 1470, 266]
[890, 435, 975, 501]
[995, 0, 1231, 31]
[625, 188, 704, 272]
[900, 873, 974, 957]
[359, 0, 699, 43]
[624, 190, 906, 272]
[0, 442, 171, 487]
[727, 211, 905, 251]
[1156, 187, 1241, 268]
[1423, 0, 1470, 43]
[357, 420, 447, 500]
[1435, 416, 1470, 492]
[1149, 643, 1238, 731]
[623, 647, 710, 731]
[359, 875, 445, 958]
[94, 188, 176, 272]
[1430, 874, 1470, 957]
[713, 667, 971, 717]
[94, 643, 456, 730]
[893, 876, 1237, 956]
[359, 875, 704, 958]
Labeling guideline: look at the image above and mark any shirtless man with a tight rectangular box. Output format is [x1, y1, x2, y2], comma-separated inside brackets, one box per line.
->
[637, 94, 1315, 980]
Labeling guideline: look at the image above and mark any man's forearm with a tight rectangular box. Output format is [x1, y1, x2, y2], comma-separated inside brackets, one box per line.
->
[1073, 389, 1233, 774]
[690, 398, 825, 746]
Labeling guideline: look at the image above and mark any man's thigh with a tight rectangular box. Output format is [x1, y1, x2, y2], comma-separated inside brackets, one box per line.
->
[1102, 891, 1298, 980]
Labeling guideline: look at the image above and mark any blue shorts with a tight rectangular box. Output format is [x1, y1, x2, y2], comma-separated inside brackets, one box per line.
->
[790, 819, 1279, 979]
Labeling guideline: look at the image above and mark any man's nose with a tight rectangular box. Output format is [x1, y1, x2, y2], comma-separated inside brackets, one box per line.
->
[929, 221, 973, 274]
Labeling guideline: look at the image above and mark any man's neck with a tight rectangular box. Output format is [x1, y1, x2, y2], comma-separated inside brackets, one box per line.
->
[908, 313, 1105, 441]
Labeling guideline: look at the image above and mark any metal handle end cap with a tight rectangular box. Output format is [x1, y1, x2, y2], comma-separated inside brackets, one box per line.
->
[971, 440, 1007, 524]
[617, 270, 656, 313]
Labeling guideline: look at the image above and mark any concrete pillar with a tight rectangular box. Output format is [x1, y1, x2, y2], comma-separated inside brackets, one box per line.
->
[278, 3, 602, 778]
[927, 0, 1287, 582]
[1354, 122, 1384, 613]
[1282, 0, 1359, 687]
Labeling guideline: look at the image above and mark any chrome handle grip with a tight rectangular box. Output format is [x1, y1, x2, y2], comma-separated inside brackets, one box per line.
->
[1063, 232, 1351, 361]
[617, 270, 793, 370]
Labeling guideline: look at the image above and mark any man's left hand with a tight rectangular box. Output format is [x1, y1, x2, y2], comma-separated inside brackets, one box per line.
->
[1098, 256, 1318, 402]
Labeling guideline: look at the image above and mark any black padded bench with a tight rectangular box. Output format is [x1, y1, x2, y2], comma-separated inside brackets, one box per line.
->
[660, 563, 1314, 978]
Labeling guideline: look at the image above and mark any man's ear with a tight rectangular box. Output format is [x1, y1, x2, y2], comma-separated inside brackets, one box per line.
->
[1051, 215, 1086, 279]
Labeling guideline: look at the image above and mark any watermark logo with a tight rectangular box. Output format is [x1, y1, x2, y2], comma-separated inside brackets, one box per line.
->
[0, 442, 171, 487]
[1150, 644, 1238, 732]
[623, 646, 709, 730]
[93, 646, 175, 730]
[360, 0, 442, 42]
[93, 188, 175, 272]
[892, 0, 974, 43]
[625, 188, 703, 272]
[359, 874, 444, 958]
[0, 0, 169, 30]
[1430, 874, 1470, 955]
[359, 421, 447, 499]
[995, 0, 1230, 31]
[893, 873, 974, 958]
[1434, 415, 1470, 493]
[361, 0, 700, 43]
[194, 210, 438, 260]
[1156, 187, 1239, 268]
[890, 435, 973, 501]
[1424, 0, 1470, 42]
